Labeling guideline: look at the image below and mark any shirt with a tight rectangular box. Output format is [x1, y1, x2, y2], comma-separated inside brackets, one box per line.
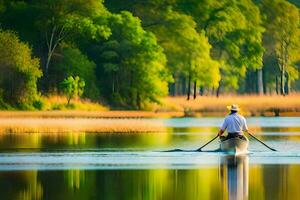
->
[220, 113, 248, 134]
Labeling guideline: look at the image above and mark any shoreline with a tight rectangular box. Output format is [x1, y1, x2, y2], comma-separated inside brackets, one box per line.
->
[0, 110, 299, 119]
[1, 94, 300, 118]
[0, 117, 167, 134]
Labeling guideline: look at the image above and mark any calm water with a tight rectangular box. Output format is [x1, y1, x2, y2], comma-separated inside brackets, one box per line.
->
[1, 117, 300, 200]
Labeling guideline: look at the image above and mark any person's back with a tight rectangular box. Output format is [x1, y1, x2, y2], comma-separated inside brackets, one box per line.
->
[218, 105, 248, 140]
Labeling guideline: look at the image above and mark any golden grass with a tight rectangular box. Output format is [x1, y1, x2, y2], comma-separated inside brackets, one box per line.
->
[41, 95, 108, 111]
[0, 94, 299, 134]
[159, 94, 300, 116]
[1, 95, 299, 120]
[0, 110, 183, 118]
[0, 118, 166, 134]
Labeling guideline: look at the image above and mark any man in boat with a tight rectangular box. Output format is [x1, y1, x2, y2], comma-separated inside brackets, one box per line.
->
[218, 104, 248, 141]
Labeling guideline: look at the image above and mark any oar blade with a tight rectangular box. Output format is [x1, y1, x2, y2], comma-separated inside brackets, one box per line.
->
[270, 148, 277, 152]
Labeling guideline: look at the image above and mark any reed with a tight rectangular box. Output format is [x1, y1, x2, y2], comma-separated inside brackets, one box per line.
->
[41, 95, 107, 111]
[0, 95, 299, 119]
[0, 118, 166, 134]
[0, 110, 183, 118]
[159, 94, 300, 116]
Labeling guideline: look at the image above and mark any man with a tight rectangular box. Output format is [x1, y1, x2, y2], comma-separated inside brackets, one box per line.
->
[218, 104, 248, 140]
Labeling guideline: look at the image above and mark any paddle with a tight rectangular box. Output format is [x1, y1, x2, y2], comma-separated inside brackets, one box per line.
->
[196, 135, 219, 152]
[247, 131, 277, 151]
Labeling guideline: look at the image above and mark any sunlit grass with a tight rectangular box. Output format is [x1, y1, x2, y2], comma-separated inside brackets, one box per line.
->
[159, 94, 300, 116]
[0, 118, 166, 134]
[0, 94, 299, 120]
[41, 95, 108, 111]
[0, 110, 183, 118]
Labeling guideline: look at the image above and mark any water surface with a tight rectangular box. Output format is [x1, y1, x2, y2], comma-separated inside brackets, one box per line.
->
[0, 117, 300, 200]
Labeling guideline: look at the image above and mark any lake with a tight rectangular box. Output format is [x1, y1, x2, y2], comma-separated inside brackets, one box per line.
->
[0, 117, 300, 200]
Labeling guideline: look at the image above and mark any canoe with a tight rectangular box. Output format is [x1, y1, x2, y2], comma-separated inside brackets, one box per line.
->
[220, 136, 249, 154]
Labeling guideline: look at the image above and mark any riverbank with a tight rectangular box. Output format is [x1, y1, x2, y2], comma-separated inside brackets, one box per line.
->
[158, 95, 300, 117]
[0, 95, 300, 120]
[0, 118, 166, 134]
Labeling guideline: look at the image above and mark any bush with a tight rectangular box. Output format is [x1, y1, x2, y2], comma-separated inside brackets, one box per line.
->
[60, 76, 85, 104]
[32, 98, 45, 110]
[52, 44, 99, 100]
[0, 30, 42, 107]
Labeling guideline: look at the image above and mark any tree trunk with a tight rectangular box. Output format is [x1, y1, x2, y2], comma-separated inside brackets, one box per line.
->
[280, 68, 285, 96]
[181, 76, 186, 95]
[113, 71, 119, 94]
[112, 73, 115, 93]
[262, 67, 267, 94]
[136, 92, 141, 109]
[169, 82, 175, 96]
[216, 80, 222, 98]
[200, 86, 204, 96]
[193, 80, 197, 99]
[285, 72, 290, 95]
[275, 76, 279, 95]
[187, 73, 191, 100]
[257, 69, 264, 95]
[45, 25, 66, 76]
[245, 71, 253, 93]
[67, 96, 71, 105]
[170, 74, 177, 96]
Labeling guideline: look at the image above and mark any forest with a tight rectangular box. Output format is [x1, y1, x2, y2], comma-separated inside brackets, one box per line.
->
[0, 0, 299, 110]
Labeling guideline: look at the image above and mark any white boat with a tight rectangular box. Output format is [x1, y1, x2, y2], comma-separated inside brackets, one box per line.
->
[220, 136, 249, 154]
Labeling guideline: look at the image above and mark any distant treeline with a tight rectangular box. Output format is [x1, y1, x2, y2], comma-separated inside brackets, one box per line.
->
[0, 0, 299, 109]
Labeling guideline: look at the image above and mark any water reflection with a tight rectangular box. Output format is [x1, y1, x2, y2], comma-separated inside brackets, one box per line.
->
[1, 162, 300, 199]
[1, 117, 300, 199]
[0, 132, 173, 151]
[220, 155, 249, 200]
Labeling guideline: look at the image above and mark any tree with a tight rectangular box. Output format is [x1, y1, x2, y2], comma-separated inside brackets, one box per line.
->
[0, 0, 111, 90]
[60, 76, 85, 105]
[177, 0, 264, 96]
[52, 43, 99, 100]
[154, 9, 220, 100]
[32, 0, 111, 76]
[88, 11, 171, 108]
[262, 0, 300, 95]
[105, 0, 220, 99]
[0, 30, 42, 107]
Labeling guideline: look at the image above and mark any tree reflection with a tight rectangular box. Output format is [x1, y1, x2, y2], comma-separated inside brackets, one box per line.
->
[2, 161, 300, 199]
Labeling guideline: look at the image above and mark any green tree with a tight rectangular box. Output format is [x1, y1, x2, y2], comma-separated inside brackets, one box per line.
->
[0, 30, 42, 107]
[105, 0, 220, 99]
[32, 0, 111, 75]
[177, 0, 264, 96]
[52, 44, 99, 100]
[60, 76, 85, 105]
[89, 11, 171, 108]
[262, 0, 300, 95]
[152, 8, 220, 100]
[0, 0, 111, 87]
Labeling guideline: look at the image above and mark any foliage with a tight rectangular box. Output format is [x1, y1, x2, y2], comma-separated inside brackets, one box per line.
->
[261, 0, 300, 95]
[106, 0, 221, 98]
[0, 30, 42, 107]
[52, 44, 99, 100]
[40, 95, 107, 111]
[89, 11, 172, 108]
[0, 0, 299, 110]
[177, 0, 265, 91]
[60, 76, 85, 105]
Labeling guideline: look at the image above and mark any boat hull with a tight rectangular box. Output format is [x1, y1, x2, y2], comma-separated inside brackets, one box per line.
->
[220, 136, 249, 154]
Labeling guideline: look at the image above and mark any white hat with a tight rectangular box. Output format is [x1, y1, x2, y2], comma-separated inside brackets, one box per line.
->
[227, 104, 239, 111]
